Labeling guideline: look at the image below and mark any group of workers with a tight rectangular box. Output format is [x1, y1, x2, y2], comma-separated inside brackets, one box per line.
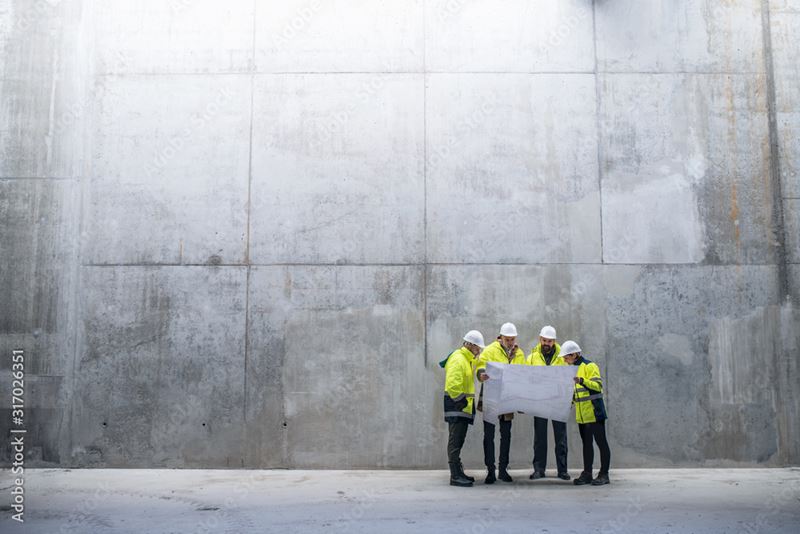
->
[441, 323, 611, 488]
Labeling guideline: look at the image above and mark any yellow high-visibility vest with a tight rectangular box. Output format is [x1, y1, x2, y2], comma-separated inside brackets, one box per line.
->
[476, 340, 526, 377]
[527, 342, 565, 366]
[443, 346, 476, 422]
[572, 357, 607, 424]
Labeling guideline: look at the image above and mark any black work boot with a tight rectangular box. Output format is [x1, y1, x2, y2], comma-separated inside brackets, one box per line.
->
[458, 463, 475, 483]
[498, 467, 513, 482]
[484, 466, 496, 485]
[592, 472, 610, 486]
[449, 462, 473, 487]
[529, 470, 545, 480]
[557, 472, 571, 481]
[573, 471, 593, 486]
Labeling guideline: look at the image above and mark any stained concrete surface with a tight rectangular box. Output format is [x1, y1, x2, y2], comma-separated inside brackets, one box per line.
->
[71, 266, 248, 467]
[87, 75, 251, 265]
[770, 0, 800, 201]
[1, 0, 799, 470]
[426, 73, 601, 263]
[426, 0, 595, 72]
[2, 468, 799, 533]
[599, 73, 774, 265]
[250, 74, 425, 264]
[245, 266, 426, 468]
[595, 0, 766, 73]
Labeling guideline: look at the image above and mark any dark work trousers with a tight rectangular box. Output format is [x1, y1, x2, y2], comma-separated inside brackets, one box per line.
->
[483, 419, 512, 469]
[578, 421, 611, 474]
[533, 417, 568, 474]
[447, 420, 469, 464]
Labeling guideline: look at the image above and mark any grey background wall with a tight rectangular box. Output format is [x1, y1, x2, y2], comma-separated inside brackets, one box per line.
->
[1, 0, 798, 469]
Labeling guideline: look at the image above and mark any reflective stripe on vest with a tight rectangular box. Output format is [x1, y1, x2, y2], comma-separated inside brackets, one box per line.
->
[444, 411, 475, 419]
[575, 393, 603, 402]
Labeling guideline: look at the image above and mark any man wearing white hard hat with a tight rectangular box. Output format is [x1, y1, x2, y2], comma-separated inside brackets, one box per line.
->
[439, 330, 488, 487]
[527, 325, 570, 481]
[561, 340, 611, 486]
[475, 322, 526, 484]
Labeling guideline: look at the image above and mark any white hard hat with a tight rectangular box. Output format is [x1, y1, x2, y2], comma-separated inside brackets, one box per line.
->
[539, 325, 557, 340]
[463, 330, 485, 348]
[499, 322, 518, 337]
[561, 340, 582, 356]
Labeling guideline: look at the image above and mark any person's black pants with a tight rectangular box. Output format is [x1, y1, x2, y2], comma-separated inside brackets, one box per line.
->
[533, 417, 568, 474]
[447, 420, 469, 464]
[483, 419, 512, 469]
[578, 421, 610, 474]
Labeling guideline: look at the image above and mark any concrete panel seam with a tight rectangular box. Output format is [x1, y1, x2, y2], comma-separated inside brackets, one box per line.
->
[242, 0, 257, 466]
[760, 0, 790, 301]
[0, 177, 79, 181]
[97, 71, 253, 77]
[245, 3, 256, 265]
[243, 265, 251, 465]
[592, 0, 604, 264]
[423, 0, 428, 369]
[92, 70, 769, 76]
[79, 262, 783, 268]
[64, 0, 97, 466]
[597, 70, 768, 75]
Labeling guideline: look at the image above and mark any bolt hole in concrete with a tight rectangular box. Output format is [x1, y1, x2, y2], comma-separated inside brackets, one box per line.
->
[282, 422, 288, 427]
[101, 422, 107, 427]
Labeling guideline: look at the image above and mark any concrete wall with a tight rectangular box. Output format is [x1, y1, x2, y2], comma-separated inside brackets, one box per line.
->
[1, 0, 798, 469]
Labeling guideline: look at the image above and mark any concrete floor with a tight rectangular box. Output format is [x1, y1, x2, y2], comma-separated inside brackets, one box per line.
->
[2, 468, 799, 533]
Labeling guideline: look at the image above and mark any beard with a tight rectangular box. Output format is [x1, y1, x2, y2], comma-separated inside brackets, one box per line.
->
[541, 344, 555, 357]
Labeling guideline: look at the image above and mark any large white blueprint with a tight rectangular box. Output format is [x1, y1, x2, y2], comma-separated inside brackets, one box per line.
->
[482, 362, 578, 423]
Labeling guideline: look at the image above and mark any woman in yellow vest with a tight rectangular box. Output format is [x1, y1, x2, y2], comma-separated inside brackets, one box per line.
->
[561, 340, 611, 486]
[440, 330, 487, 487]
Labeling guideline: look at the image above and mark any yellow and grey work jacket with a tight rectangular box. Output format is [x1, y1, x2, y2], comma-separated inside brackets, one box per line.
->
[527, 342, 564, 366]
[476, 340, 526, 376]
[441, 346, 476, 424]
[572, 356, 607, 424]
[476, 340, 525, 421]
